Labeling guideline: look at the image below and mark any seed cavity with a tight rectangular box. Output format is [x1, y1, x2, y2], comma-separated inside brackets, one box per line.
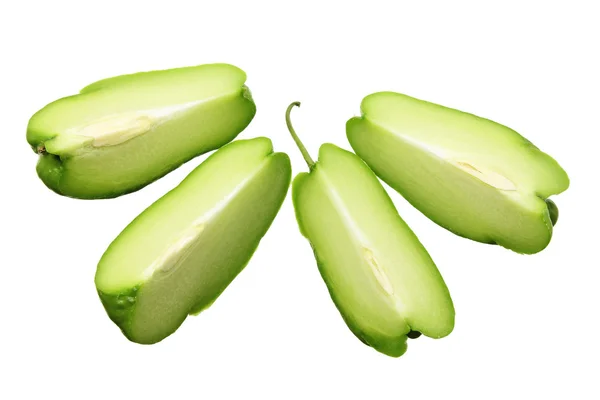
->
[68, 102, 201, 147]
[454, 161, 517, 191]
[144, 223, 206, 279]
[363, 248, 394, 295]
[85, 114, 156, 147]
[456, 161, 479, 173]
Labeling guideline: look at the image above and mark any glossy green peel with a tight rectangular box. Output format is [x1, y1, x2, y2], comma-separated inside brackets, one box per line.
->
[347, 92, 570, 254]
[27, 63, 256, 199]
[95, 138, 291, 344]
[287, 103, 454, 357]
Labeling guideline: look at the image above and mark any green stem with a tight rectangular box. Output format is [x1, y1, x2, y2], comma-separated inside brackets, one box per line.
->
[285, 101, 315, 169]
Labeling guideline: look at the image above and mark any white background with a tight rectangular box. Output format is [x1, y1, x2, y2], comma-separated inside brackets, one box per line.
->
[1, 1, 599, 399]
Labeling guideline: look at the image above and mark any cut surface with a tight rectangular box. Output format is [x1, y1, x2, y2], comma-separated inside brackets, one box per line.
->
[293, 144, 454, 357]
[27, 63, 256, 198]
[347, 92, 570, 254]
[95, 138, 291, 344]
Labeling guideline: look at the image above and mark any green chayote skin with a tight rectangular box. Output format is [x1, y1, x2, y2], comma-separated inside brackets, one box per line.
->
[95, 138, 291, 344]
[286, 103, 454, 357]
[27, 63, 256, 199]
[347, 91, 569, 254]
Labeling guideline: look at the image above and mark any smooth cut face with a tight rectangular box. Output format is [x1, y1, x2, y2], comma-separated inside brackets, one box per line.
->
[292, 144, 454, 357]
[95, 138, 291, 344]
[347, 92, 570, 254]
[27, 63, 256, 199]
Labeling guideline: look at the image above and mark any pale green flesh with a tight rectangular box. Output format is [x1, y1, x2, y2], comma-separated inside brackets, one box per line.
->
[293, 144, 454, 357]
[347, 92, 570, 254]
[27, 63, 255, 199]
[95, 138, 291, 344]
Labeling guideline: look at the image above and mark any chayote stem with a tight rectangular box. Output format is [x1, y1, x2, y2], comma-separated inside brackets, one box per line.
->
[285, 101, 315, 169]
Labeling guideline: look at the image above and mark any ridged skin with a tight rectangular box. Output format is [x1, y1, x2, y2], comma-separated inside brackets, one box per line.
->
[292, 144, 454, 357]
[27, 64, 256, 199]
[347, 91, 569, 254]
[95, 138, 291, 344]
